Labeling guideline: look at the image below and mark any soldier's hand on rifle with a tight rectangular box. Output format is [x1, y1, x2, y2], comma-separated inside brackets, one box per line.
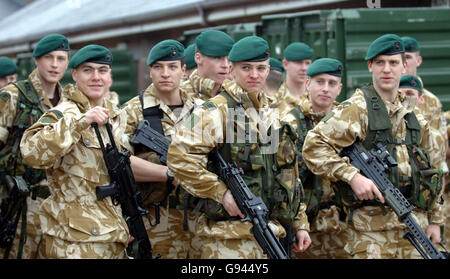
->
[222, 189, 245, 218]
[292, 230, 311, 253]
[350, 173, 385, 203]
[85, 106, 110, 126]
[426, 224, 441, 244]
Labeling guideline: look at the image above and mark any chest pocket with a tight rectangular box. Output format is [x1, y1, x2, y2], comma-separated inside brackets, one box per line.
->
[61, 128, 107, 184]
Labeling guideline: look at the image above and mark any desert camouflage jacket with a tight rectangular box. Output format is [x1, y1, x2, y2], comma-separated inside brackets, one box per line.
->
[167, 79, 309, 239]
[20, 84, 130, 245]
[302, 88, 444, 225]
[0, 69, 63, 144]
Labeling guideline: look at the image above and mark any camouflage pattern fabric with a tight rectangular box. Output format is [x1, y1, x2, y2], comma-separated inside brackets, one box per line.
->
[443, 191, 450, 252]
[302, 88, 445, 258]
[182, 69, 218, 101]
[342, 206, 428, 259]
[122, 83, 201, 259]
[283, 93, 348, 258]
[143, 205, 201, 259]
[167, 79, 309, 258]
[416, 78, 448, 173]
[443, 110, 450, 252]
[37, 234, 126, 259]
[20, 84, 130, 259]
[108, 91, 120, 107]
[0, 69, 63, 259]
[276, 81, 302, 115]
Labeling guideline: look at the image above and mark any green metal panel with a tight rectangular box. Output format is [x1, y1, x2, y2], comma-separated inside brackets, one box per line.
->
[261, 8, 450, 109]
[16, 53, 35, 81]
[16, 48, 136, 105]
[179, 23, 260, 47]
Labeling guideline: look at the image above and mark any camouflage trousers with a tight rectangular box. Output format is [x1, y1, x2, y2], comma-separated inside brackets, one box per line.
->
[37, 234, 127, 259]
[1, 196, 43, 259]
[292, 206, 350, 259]
[192, 235, 267, 259]
[144, 204, 200, 259]
[342, 206, 428, 259]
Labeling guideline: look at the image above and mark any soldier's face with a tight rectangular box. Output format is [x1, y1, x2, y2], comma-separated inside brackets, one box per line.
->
[231, 60, 270, 93]
[0, 74, 17, 89]
[283, 59, 312, 83]
[399, 88, 424, 106]
[72, 62, 111, 104]
[404, 52, 422, 76]
[368, 54, 406, 94]
[149, 60, 185, 94]
[34, 50, 69, 85]
[195, 53, 231, 84]
[306, 73, 342, 112]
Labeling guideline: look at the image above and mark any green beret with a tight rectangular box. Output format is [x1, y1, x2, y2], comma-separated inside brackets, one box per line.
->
[185, 44, 197, 69]
[69, 44, 113, 69]
[147, 40, 184, 66]
[0, 56, 17, 78]
[228, 36, 269, 62]
[269, 57, 284, 72]
[365, 34, 404, 61]
[306, 58, 343, 77]
[283, 42, 314, 61]
[33, 34, 70, 58]
[399, 75, 422, 93]
[402, 36, 420, 52]
[196, 30, 234, 57]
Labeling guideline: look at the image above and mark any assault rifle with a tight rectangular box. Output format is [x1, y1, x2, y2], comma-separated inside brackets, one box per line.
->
[211, 148, 289, 259]
[342, 141, 446, 259]
[92, 123, 158, 259]
[130, 120, 170, 165]
[0, 175, 28, 258]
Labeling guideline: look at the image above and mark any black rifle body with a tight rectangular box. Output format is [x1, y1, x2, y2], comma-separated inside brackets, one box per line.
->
[92, 123, 154, 259]
[211, 149, 289, 259]
[130, 120, 170, 165]
[342, 141, 445, 259]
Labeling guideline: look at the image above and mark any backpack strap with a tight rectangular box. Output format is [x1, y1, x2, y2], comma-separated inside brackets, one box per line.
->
[139, 90, 165, 136]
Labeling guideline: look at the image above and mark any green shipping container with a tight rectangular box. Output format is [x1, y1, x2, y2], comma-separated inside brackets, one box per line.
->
[261, 8, 450, 110]
[16, 48, 137, 105]
[179, 22, 261, 47]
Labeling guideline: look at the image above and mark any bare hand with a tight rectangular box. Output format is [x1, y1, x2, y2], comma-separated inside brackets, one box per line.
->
[85, 106, 110, 126]
[426, 224, 441, 244]
[349, 173, 385, 203]
[292, 230, 311, 253]
[222, 190, 245, 218]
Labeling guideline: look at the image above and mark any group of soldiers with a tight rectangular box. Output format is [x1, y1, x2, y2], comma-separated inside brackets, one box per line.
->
[0, 28, 449, 259]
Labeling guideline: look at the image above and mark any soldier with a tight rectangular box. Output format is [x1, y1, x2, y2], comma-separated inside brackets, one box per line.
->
[184, 44, 197, 80]
[0, 56, 18, 89]
[0, 34, 70, 259]
[167, 36, 311, 259]
[302, 34, 445, 259]
[398, 75, 424, 106]
[183, 30, 234, 101]
[278, 42, 314, 112]
[265, 57, 284, 98]
[20, 45, 131, 258]
[122, 39, 201, 259]
[282, 58, 350, 259]
[402, 36, 448, 181]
